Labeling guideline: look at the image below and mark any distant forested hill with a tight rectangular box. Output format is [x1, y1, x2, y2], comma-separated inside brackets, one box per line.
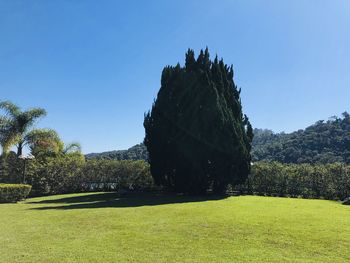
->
[252, 112, 350, 164]
[85, 143, 148, 160]
[86, 112, 350, 164]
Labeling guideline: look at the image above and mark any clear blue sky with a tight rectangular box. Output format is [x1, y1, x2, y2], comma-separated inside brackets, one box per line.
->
[1, 0, 349, 153]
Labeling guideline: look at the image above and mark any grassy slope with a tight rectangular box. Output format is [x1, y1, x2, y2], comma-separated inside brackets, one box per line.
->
[0, 192, 349, 263]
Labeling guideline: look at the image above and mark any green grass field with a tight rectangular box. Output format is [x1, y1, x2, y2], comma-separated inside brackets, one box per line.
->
[0, 192, 349, 263]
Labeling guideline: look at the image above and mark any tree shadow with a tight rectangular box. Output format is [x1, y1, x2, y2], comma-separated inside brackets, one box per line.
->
[28, 192, 228, 210]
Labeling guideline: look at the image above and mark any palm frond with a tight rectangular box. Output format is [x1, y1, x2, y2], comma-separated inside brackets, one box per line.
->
[0, 128, 19, 154]
[63, 142, 82, 154]
[0, 101, 21, 118]
[21, 108, 47, 132]
[24, 108, 47, 120]
[25, 128, 60, 144]
[0, 116, 19, 153]
[0, 101, 48, 155]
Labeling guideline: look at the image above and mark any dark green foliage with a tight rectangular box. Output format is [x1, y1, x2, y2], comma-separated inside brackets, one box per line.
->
[81, 159, 153, 192]
[1, 151, 349, 201]
[235, 162, 350, 200]
[342, 197, 350, 205]
[144, 48, 253, 194]
[85, 143, 148, 161]
[252, 112, 350, 164]
[0, 183, 32, 203]
[0, 152, 22, 183]
[0, 154, 154, 196]
[25, 155, 85, 196]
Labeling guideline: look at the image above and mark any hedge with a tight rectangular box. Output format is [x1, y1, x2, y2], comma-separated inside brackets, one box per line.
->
[0, 154, 154, 196]
[1, 153, 350, 200]
[0, 184, 32, 203]
[27, 158, 154, 196]
[234, 162, 350, 200]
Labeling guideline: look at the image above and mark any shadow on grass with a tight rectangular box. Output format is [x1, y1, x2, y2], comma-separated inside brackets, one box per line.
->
[28, 192, 228, 210]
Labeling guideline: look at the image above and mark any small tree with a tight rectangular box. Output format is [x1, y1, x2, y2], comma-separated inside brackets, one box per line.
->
[144, 48, 253, 194]
[27, 128, 82, 158]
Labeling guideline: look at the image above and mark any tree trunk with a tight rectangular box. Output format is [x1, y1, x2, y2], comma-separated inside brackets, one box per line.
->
[17, 142, 23, 157]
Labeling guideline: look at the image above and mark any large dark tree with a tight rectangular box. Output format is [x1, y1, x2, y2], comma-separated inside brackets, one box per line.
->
[144, 48, 253, 194]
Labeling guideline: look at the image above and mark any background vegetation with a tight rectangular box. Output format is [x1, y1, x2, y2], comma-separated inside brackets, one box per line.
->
[86, 113, 350, 166]
[85, 143, 148, 161]
[1, 154, 349, 200]
[252, 112, 350, 164]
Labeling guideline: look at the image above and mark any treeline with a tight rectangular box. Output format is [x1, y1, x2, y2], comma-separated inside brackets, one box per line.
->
[85, 143, 148, 161]
[86, 113, 350, 165]
[252, 112, 350, 164]
[1, 154, 349, 200]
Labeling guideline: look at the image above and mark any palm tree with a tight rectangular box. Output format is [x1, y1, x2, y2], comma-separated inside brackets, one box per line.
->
[0, 101, 47, 156]
[26, 128, 82, 156]
[26, 128, 61, 156]
[0, 116, 15, 155]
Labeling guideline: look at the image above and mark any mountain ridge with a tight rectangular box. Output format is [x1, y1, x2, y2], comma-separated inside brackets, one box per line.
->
[86, 112, 350, 164]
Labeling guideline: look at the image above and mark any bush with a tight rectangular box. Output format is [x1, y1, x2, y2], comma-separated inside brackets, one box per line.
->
[234, 162, 350, 200]
[0, 153, 22, 184]
[28, 158, 154, 195]
[2, 152, 349, 200]
[0, 184, 32, 203]
[0, 154, 154, 197]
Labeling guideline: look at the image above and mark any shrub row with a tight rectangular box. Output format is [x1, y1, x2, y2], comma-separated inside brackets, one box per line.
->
[235, 162, 350, 200]
[30, 158, 153, 196]
[0, 184, 32, 203]
[1, 154, 349, 200]
[0, 154, 154, 196]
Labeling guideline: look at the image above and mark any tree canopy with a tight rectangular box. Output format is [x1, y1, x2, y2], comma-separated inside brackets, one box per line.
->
[144, 48, 253, 194]
[0, 101, 46, 156]
[252, 112, 350, 164]
[0, 101, 82, 158]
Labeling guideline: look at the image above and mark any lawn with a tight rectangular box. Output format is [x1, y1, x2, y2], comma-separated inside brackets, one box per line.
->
[0, 192, 349, 263]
